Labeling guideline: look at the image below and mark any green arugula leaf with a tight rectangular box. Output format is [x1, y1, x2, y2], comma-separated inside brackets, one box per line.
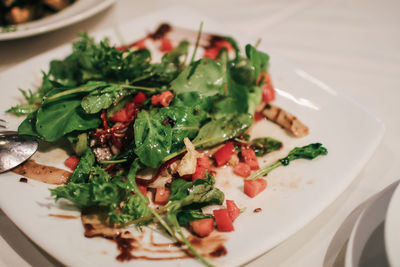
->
[50, 167, 118, 209]
[36, 97, 101, 142]
[171, 58, 224, 97]
[18, 111, 40, 138]
[134, 109, 172, 168]
[192, 113, 252, 148]
[177, 209, 213, 227]
[68, 148, 95, 184]
[245, 44, 270, 84]
[249, 143, 328, 180]
[250, 137, 282, 157]
[159, 106, 205, 153]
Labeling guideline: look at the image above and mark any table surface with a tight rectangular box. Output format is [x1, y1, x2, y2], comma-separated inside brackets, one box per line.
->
[1, 0, 399, 266]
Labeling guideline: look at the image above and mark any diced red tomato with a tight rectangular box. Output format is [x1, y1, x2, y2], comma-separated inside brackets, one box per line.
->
[154, 187, 170, 205]
[204, 47, 220, 60]
[151, 91, 174, 107]
[159, 91, 174, 107]
[254, 111, 264, 121]
[125, 102, 136, 117]
[213, 209, 234, 232]
[160, 37, 174, 53]
[215, 40, 233, 51]
[244, 179, 267, 198]
[133, 38, 147, 50]
[110, 108, 129, 122]
[133, 92, 146, 104]
[214, 142, 235, 166]
[115, 45, 128, 51]
[226, 200, 240, 221]
[151, 94, 161, 106]
[64, 155, 79, 170]
[189, 218, 214, 237]
[241, 148, 259, 170]
[138, 185, 147, 196]
[192, 155, 212, 181]
[262, 73, 275, 103]
[204, 40, 233, 59]
[234, 162, 251, 178]
[110, 101, 137, 123]
[198, 155, 212, 169]
[192, 166, 206, 181]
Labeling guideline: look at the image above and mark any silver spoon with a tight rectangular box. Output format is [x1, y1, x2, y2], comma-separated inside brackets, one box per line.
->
[0, 131, 38, 173]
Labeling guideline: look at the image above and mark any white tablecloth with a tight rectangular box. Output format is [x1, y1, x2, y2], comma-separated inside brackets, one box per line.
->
[1, 0, 399, 266]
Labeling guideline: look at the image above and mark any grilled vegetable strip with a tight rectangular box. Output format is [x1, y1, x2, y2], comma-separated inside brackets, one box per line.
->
[262, 103, 309, 137]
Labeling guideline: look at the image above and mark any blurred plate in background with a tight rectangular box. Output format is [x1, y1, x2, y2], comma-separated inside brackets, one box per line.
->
[0, 0, 116, 41]
[385, 182, 400, 267]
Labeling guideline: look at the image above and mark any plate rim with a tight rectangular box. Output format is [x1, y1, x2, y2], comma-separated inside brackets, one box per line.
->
[345, 181, 398, 267]
[384, 181, 400, 267]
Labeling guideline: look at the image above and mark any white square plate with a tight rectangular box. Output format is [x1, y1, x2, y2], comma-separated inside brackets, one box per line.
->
[0, 7, 384, 267]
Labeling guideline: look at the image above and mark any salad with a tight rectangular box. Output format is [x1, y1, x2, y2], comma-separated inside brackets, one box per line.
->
[7, 23, 327, 266]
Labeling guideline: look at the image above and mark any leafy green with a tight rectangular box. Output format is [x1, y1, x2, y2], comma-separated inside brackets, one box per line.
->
[250, 137, 282, 157]
[66, 132, 88, 156]
[171, 58, 224, 96]
[177, 210, 213, 227]
[192, 113, 252, 148]
[68, 148, 95, 184]
[50, 167, 119, 209]
[50, 34, 153, 85]
[249, 143, 328, 180]
[245, 44, 270, 84]
[160, 106, 204, 152]
[36, 97, 101, 141]
[7, 73, 57, 116]
[134, 109, 172, 168]
[169, 175, 222, 207]
[18, 111, 39, 138]
[166, 174, 222, 267]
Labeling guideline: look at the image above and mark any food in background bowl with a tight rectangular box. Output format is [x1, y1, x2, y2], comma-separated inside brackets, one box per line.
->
[0, 0, 75, 26]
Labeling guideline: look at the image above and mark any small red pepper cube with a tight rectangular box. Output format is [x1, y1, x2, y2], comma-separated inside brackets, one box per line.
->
[214, 40, 233, 51]
[254, 111, 264, 121]
[234, 162, 251, 178]
[160, 37, 174, 53]
[244, 179, 267, 198]
[192, 166, 206, 181]
[138, 185, 147, 196]
[213, 209, 234, 232]
[262, 73, 275, 103]
[154, 187, 170, 205]
[214, 142, 235, 166]
[125, 102, 137, 118]
[115, 45, 128, 51]
[159, 91, 174, 107]
[151, 91, 174, 107]
[204, 47, 220, 60]
[110, 108, 129, 123]
[64, 155, 79, 170]
[151, 94, 162, 106]
[133, 92, 146, 104]
[226, 200, 241, 221]
[189, 218, 214, 237]
[192, 155, 212, 181]
[133, 38, 147, 50]
[241, 148, 260, 170]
